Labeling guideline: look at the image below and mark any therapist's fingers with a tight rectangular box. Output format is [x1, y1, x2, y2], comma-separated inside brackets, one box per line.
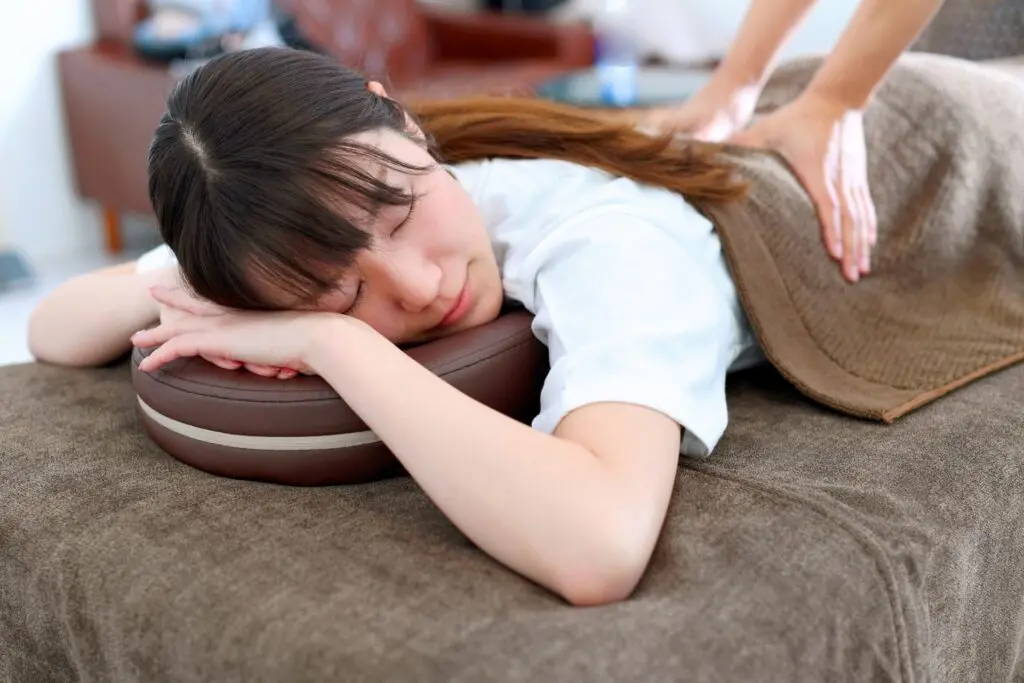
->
[854, 185, 876, 274]
[802, 168, 844, 264]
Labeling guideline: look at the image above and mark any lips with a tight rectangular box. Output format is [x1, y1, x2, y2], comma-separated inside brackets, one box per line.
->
[438, 281, 471, 328]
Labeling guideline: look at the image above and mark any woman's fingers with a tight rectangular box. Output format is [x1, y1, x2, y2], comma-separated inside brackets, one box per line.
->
[243, 363, 299, 379]
[149, 285, 200, 313]
[244, 363, 281, 378]
[132, 322, 183, 349]
[132, 326, 299, 377]
[136, 333, 208, 372]
[133, 311, 222, 348]
[150, 285, 223, 316]
[204, 354, 242, 371]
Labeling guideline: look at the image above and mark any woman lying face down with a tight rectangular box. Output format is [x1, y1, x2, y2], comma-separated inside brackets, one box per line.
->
[154, 94, 507, 347]
[144, 48, 745, 346]
[129, 46, 765, 606]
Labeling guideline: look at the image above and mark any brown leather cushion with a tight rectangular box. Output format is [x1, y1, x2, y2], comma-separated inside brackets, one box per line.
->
[131, 309, 548, 486]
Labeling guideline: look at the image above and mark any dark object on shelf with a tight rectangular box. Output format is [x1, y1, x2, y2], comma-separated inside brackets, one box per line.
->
[270, 0, 327, 53]
[132, 0, 272, 63]
[483, 0, 569, 14]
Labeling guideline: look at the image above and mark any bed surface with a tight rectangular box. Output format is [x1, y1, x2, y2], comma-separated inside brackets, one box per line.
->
[3, 358, 1023, 682]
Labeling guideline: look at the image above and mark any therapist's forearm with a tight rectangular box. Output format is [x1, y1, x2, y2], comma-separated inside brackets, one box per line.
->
[717, 0, 820, 86]
[804, 0, 945, 109]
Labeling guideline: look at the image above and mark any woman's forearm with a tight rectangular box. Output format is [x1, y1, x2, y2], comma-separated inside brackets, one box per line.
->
[28, 267, 162, 367]
[306, 318, 654, 605]
[804, 0, 945, 109]
[717, 0, 820, 86]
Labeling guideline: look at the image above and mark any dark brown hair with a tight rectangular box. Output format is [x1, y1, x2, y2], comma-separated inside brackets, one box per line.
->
[148, 46, 745, 310]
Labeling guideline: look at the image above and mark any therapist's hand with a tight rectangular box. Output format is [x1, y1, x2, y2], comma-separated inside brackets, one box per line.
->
[635, 68, 762, 142]
[730, 92, 877, 282]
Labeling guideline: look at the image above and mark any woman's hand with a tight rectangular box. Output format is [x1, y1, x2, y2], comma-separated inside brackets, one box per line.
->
[635, 69, 763, 142]
[730, 93, 877, 282]
[133, 285, 334, 379]
[144, 269, 255, 373]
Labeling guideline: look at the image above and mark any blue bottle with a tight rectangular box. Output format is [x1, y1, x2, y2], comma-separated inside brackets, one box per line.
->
[593, 0, 639, 107]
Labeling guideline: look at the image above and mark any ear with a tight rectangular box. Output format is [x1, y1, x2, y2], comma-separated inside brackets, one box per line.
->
[367, 80, 424, 139]
[366, 80, 388, 98]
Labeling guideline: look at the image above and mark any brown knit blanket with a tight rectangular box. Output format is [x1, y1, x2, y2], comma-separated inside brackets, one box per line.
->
[696, 53, 1024, 423]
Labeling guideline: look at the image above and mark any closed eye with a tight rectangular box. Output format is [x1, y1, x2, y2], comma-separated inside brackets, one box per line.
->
[344, 280, 366, 314]
[346, 282, 366, 313]
[392, 194, 418, 235]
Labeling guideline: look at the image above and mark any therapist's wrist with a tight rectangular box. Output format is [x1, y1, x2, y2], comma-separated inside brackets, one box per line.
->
[802, 71, 874, 113]
[790, 87, 863, 124]
[716, 51, 774, 92]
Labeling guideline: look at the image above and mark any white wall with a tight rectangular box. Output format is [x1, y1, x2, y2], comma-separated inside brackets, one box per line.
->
[0, 0, 100, 267]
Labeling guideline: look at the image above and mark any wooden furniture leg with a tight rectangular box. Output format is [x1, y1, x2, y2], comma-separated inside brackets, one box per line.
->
[104, 207, 123, 254]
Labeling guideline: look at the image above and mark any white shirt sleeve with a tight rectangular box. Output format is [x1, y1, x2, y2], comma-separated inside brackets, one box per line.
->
[522, 216, 741, 458]
[135, 243, 177, 273]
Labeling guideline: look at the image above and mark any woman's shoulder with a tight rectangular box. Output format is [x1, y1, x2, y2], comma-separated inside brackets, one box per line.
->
[450, 156, 609, 192]
[454, 155, 707, 247]
[450, 156, 652, 217]
[135, 243, 178, 273]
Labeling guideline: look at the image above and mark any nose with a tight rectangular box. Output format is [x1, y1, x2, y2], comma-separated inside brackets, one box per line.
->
[378, 247, 441, 313]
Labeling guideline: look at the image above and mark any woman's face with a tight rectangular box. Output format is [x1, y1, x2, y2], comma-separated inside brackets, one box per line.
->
[296, 127, 505, 345]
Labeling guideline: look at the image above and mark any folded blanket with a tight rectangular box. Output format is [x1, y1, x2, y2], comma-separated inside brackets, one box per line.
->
[697, 53, 1024, 423]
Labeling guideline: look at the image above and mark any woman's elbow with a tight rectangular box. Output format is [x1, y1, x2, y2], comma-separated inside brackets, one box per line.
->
[552, 532, 653, 607]
[28, 311, 73, 366]
[559, 572, 640, 608]
[26, 308, 120, 368]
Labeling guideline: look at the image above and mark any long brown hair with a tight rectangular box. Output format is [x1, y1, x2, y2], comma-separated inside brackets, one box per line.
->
[413, 96, 746, 203]
[148, 47, 745, 311]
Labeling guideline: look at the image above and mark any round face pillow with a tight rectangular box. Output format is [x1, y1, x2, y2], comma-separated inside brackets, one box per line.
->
[131, 308, 548, 486]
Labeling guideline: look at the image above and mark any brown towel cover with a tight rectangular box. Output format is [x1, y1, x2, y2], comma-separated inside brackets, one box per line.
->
[696, 52, 1024, 423]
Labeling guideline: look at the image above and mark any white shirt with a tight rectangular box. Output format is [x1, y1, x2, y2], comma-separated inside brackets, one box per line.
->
[450, 158, 764, 458]
[137, 157, 765, 458]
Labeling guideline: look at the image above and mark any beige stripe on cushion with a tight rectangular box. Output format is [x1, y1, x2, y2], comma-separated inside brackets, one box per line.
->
[136, 397, 381, 451]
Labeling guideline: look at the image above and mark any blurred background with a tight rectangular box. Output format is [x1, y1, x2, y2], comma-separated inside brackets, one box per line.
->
[1, 0, 1021, 365]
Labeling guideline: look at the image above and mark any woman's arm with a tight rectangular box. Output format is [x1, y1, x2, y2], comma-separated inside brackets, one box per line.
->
[28, 261, 168, 367]
[130, 298, 683, 607]
[130, 218, 722, 606]
[306, 318, 683, 606]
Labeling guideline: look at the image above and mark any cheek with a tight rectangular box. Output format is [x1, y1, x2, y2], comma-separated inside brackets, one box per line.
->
[431, 175, 485, 243]
[345, 293, 421, 344]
